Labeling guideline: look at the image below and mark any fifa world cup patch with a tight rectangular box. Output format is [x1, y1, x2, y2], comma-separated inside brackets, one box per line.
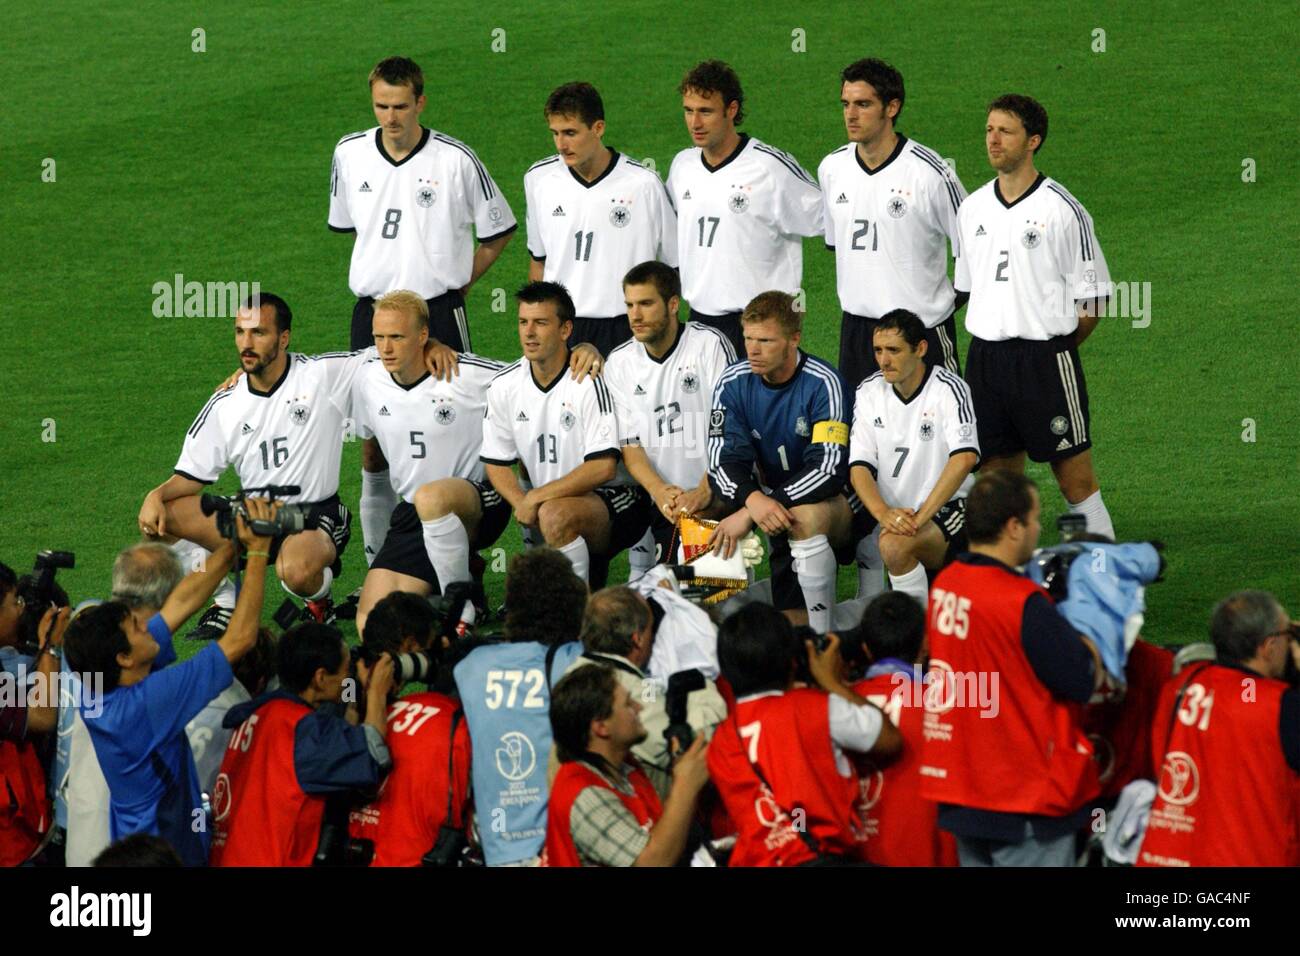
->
[708, 408, 726, 438]
[812, 420, 849, 445]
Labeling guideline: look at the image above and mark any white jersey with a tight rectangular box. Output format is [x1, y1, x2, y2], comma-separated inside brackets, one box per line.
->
[818, 136, 967, 326]
[849, 365, 980, 510]
[480, 355, 622, 488]
[604, 322, 735, 489]
[329, 126, 517, 298]
[666, 135, 822, 315]
[352, 353, 505, 501]
[175, 349, 375, 503]
[955, 174, 1110, 341]
[524, 151, 678, 317]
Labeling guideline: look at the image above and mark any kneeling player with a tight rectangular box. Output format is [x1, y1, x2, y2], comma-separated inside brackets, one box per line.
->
[481, 282, 651, 585]
[849, 310, 979, 607]
[352, 291, 511, 635]
[138, 294, 372, 629]
[707, 291, 854, 632]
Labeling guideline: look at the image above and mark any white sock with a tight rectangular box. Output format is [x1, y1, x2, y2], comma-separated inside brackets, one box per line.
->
[422, 513, 471, 591]
[360, 469, 398, 566]
[212, 575, 236, 610]
[282, 566, 333, 602]
[558, 537, 590, 583]
[856, 528, 886, 600]
[889, 563, 930, 609]
[171, 539, 208, 574]
[627, 528, 657, 583]
[1069, 489, 1115, 541]
[790, 534, 836, 633]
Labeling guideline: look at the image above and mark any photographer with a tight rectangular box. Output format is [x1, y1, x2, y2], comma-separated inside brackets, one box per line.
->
[348, 592, 471, 867]
[208, 621, 394, 866]
[849, 592, 957, 866]
[1138, 590, 1300, 867]
[543, 664, 710, 867]
[558, 586, 726, 799]
[61, 500, 276, 866]
[0, 563, 67, 865]
[708, 602, 901, 866]
[454, 548, 587, 866]
[918, 471, 1104, 867]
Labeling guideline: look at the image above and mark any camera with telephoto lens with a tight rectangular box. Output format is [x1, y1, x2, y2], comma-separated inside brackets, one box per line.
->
[663, 669, 706, 754]
[13, 551, 75, 655]
[354, 644, 438, 685]
[200, 485, 306, 541]
[792, 623, 873, 682]
[1029, 515, 1166, 604]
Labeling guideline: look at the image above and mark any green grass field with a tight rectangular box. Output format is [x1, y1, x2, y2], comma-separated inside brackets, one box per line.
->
[2, 1, 1296, 652]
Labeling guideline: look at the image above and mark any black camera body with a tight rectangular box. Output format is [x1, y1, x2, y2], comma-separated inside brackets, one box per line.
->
[200, 485, 306, 541]
[14, 550, 75, 655]
[663, 669, 706, 754]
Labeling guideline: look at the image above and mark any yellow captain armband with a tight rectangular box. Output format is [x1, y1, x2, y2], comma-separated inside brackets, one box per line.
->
[811, 420, 849, 445]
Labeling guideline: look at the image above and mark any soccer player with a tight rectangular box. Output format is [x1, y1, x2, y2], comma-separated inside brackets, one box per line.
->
[954, 94, 1115, 538]
[350, 290, 511, 636]
[525, 82, 678, 357]
[481, 282, 652, 585]
[137, 294, 375, 626]
[819, 58, 968, 390]
[706, 291, 853, 632]
[849, 310, 979, 607]
[329, 56, 517, 565]
[605, 261, 735, 580]
[667, 60, 823, 354]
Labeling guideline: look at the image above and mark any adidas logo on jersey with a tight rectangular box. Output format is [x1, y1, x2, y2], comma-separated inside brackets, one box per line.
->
[241, 423, 253, 434]
[836, 192, 848, 204]
[378, 405, 391, 416]
[517, 411, 529, 422]
[634, 384, 646, 395]
[682, 190, 691, 200]
[975, 225, 987, 236]
[552, 205, 565, 216]
[359, 181, 372, 193]
[873, 417, 884, 428]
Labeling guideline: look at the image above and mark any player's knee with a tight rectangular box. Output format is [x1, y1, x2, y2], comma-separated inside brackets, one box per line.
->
[788, 504, 826, 539]
[361, 439, 388, 472]
[537, 500, 578, 543]
[413, 482, 451, 519]
[878, 532, 913, 569]
[278, 554, 319, 595]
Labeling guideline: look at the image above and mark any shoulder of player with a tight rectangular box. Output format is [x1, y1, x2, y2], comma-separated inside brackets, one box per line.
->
[487, 357, 526, 387]
[682, 320, 733, 358]
[333, 127, 375, 153]
[186, 385, 238, 436]
[714, 358, 755, 396]
[429, 130, 498, 197]
[524, 154, 564, 179]
[455, 352, 508, 387]
[798, 354, 847, 409]
[747, 138, 818, 186]
[853, 371, 886, 402]
[603, 337, 641, 374]
[930, 367, 976, 417]
[567, 367, 616, 413]
[1041, 177, 1096, 223]
[817, 143, 853, 175]
[902, 139, 955, 179]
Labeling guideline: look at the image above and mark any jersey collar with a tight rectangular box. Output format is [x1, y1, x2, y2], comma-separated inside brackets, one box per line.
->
[994, 172, 1045, 209]
[390, 370, 432, 392]
[530, 350, 571, 393]
[645, 321, 684, 365]
[891, 362, 932, 405]
[567, 149, 621, 189]
[854, 133, 908, 176]
[375, 127, 431, 167]
[246, 356, 292, 398]
[700, 133, 750, 173]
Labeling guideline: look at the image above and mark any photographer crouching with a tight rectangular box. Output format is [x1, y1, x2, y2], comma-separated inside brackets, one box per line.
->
[208, 620, 395, 866]
[61, 499, 277, 866]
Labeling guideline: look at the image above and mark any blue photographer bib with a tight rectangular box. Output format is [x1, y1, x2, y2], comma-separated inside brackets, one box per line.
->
[453, 641, 582, 865]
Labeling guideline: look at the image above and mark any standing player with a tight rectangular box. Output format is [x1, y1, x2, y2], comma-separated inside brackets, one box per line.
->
[819, 58, 967, 390]
[137, 295, 372, 628]
[849, 310, 979, 607]
[330, 56, 517, 565]
[667, 60, 823, 354]
[481, 282, 652, 585]
[707, 292, 852, 633]
[605, 261, 735, 581]
[954, 94, 1115, 538]
[350, 291, 511, 636]
[525, 82, 678, 357]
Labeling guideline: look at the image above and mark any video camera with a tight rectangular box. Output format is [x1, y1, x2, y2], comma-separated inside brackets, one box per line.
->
[200, 485, 305, 541]
[14, 550, 75, 655]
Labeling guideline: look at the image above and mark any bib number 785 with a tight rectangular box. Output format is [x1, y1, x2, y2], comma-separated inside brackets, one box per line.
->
[930, 588, 971, 639]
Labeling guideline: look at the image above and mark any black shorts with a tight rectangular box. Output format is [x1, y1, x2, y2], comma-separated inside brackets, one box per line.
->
[351, 289, 470, 352]
[966, 335, 1091, 463]
[768, 494, 858, 612]
[267, 495, 352, 572]
[569, 316, 632, 357]
[839, 311, 962, 392]
[593, 485, 653, 556]
[688, 310, 744, 357]
[370, 482, 511, 589]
